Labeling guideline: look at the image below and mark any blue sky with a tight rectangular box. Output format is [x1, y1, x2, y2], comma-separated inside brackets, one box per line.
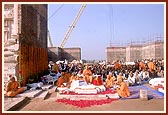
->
[48, 3, 164, 60]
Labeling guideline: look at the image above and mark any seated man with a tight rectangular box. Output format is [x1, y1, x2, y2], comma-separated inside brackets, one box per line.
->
[56, 70, 71, 87]
[116, 72, 126, 84]
[66, 72, 78, 88]
[52, 63, 60, 74]
[83, 65, 93, 84]
[116, 77, 130, 98]
[133, 70, 142, 85]
[69, 74, 87, 91]
[127, 71, 136, 86]
[5, 76, 25, 97]
[105, 72, 116, 89]
[92, 75, 103, 86]
[140, 69, 150, 84]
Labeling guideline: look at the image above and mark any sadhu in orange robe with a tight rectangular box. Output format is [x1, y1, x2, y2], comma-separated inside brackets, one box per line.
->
[105, 74, 116, 89]
[92, 75, 103, 86]
[5, 77, 24, 97]
[83, 65, 93, 84]
[114, 60, 121, 71]
[56, 71, 71, 87]
[139, 61, 146, 71]
[148, 61, 156, 72]
[116, 78, 130, 98]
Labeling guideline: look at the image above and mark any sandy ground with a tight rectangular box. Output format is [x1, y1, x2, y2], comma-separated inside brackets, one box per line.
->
[17, 89, 165, 112]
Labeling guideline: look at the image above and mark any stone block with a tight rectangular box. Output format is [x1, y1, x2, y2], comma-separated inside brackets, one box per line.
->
[36, 91, 49, 100]
[17, 90, 43, 98]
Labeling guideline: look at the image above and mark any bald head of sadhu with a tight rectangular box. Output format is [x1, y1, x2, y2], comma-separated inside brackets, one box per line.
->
[118, 77, 124, 84]
[9, 75, 16, 82]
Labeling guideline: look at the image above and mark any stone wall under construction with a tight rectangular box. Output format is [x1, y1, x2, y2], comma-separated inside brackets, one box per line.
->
[106, 47, 126, 63]
[106, 41, 164, 63]
[126, 45, 142, 62]
[48, 47, 81, 63]
[62, 48, 81, 62]
[141, 41, 164, 60]
[48, 47, 62, 63]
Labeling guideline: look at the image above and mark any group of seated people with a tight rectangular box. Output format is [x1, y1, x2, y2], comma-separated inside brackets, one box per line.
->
[56, 64, 131, 98]
[127, 69, 150, 86]
[5, 60, 156, 99]
[4, 58, 163, 99]
[4, 64, 152, 99]
[105, 72, 130, 98]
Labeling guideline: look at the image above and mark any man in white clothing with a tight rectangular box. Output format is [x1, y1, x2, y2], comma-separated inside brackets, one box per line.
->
[127, 71, 136, 86]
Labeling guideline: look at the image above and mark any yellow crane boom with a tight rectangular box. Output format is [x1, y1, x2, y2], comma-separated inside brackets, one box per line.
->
[59, 4, 87, 48]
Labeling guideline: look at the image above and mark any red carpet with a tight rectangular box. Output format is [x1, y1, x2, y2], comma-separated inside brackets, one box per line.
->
[56, 98, 118, 108]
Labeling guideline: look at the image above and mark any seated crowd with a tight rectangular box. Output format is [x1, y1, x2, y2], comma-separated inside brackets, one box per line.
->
[5, 59, 164, 98]
[53, 59, 164, 98]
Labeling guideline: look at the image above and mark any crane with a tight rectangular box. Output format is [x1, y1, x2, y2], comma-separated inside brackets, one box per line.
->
[48, 30, 53, 47]
[59, 4, 87, 48]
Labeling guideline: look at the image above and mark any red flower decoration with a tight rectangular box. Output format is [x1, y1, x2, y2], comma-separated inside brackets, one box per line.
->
[55, 90, 118, 108]
[18, 70, 22, 74]
[56, 98, 118, 108]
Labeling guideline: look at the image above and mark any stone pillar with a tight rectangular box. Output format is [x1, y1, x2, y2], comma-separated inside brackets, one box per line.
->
[4, 4, 19, 84]
[13, 4, 18, 36]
